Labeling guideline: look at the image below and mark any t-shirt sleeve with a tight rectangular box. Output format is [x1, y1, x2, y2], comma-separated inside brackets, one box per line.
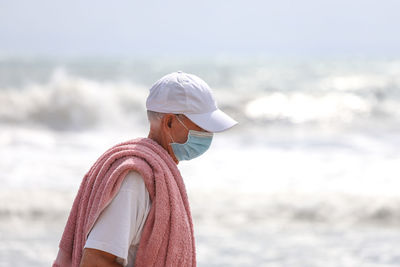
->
[84, 171, 151, 266]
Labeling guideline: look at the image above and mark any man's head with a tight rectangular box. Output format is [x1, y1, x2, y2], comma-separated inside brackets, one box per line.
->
[146, 71, 237, 164]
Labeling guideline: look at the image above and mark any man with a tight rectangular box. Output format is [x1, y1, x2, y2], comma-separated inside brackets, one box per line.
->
[53, 71, 237, 267]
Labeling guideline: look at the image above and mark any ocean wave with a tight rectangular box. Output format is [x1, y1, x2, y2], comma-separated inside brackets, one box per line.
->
[244, 92, 372, 124]
[1, 65, 400, 130]
[0, 190, 75, 221]
[2, 189, 400, 228]
[0, 68, 148, 130]
[190, 191, 400, 228]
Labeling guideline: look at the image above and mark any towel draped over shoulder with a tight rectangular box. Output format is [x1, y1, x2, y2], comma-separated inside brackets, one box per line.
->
[53, 138, 196, 267]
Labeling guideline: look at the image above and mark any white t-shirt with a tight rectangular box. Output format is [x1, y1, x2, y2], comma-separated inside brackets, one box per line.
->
[84, 171, 151, 267]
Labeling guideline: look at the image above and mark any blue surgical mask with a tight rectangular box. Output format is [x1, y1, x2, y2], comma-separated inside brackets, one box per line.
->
[169, 117, 213, 161]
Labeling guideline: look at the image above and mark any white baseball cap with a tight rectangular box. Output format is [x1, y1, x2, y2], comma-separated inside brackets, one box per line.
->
[146, 71, 237, 132]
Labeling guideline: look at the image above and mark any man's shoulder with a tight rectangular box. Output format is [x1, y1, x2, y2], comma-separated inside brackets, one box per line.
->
[120, 170, 146, 191]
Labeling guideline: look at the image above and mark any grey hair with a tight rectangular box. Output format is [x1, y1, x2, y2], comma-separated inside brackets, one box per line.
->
[147, 110, 185, 127]
[147, 110, 165, 124]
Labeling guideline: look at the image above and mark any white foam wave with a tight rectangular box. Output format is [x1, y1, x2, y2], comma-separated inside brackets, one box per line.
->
[190, 191, 400, 227]
[1, 62, 400, 130]
[245, 92, 371, 124]
[0, 68, 148, 130]
[2, 188, 400, 227]
[319, 74, 391, 92]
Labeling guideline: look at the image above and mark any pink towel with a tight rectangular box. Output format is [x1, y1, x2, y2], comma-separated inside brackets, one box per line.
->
[53, 138, 196, 267]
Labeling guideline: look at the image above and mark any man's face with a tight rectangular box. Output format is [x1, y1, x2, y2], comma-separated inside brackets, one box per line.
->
[159, 114, 209, 163]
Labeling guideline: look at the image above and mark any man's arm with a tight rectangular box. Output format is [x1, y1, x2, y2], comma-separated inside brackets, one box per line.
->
[80, 248, 121, 267]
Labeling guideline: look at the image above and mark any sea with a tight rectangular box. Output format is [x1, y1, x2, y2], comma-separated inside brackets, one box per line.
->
[0, 57, 399, 267]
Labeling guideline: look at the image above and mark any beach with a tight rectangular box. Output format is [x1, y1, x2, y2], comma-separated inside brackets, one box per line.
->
[1, 58, 400, 266]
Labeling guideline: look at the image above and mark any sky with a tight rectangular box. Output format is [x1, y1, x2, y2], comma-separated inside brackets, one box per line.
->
[0, 0, 399, 59]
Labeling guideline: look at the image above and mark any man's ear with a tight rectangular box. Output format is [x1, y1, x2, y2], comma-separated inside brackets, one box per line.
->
[161, 113, 174, 130]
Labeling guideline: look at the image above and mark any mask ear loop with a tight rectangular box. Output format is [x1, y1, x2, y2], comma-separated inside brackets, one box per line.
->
[176, 115, 189, 131]
[167, 131, 175, 143]
[176, 114, 212, 135]
[168, 115, 187, 143]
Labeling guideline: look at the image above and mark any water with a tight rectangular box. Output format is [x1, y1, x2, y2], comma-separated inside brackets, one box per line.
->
[1, 57, 400, 266]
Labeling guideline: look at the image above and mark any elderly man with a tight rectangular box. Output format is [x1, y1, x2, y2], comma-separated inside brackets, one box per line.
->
[53, 71, 237, 267]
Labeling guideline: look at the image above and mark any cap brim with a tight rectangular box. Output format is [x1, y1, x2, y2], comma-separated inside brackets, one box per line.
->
[184, 109, 238, 133]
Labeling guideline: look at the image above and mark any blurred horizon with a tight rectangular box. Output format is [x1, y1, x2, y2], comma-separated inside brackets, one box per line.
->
[1, 0, 400, 59]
